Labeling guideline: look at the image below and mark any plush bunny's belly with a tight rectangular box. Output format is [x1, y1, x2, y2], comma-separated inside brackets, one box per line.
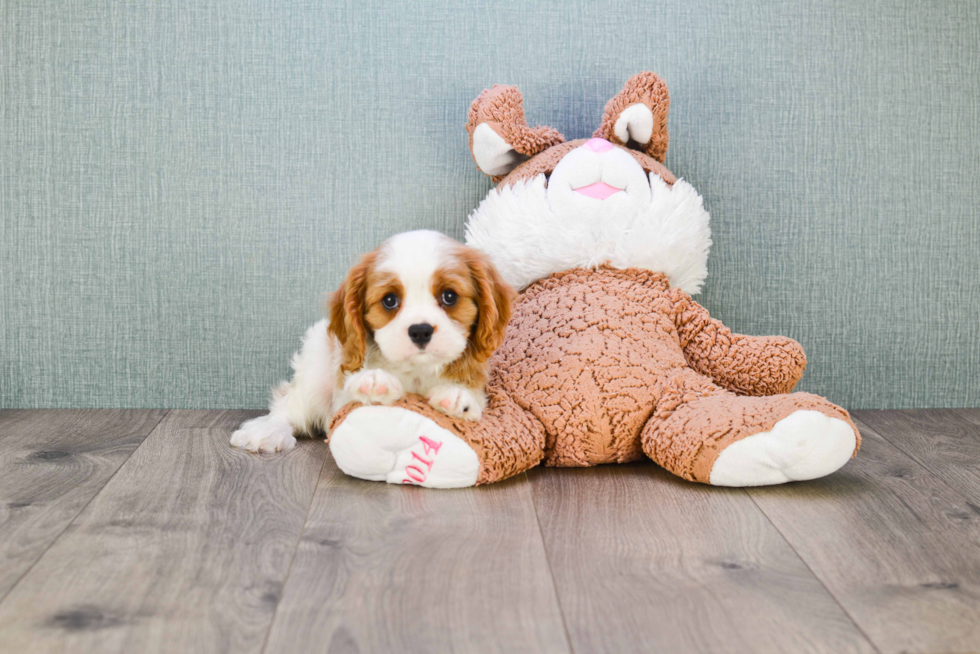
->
[490, 266, 690, 467]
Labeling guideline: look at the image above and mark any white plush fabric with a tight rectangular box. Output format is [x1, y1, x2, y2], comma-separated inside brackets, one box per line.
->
[465, 168, 711, 294]
[329, 406, 480, 488]
[471, 122, 527, 176]
[708, 410, 857, 486]
[614, 102, 655, 145]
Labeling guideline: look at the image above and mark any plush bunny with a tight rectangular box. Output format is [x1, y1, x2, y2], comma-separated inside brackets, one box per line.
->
[326, 72, 859, 488]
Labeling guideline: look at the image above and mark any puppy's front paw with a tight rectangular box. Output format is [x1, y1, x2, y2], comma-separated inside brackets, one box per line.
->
[427, 385, 483, 421]
[230, 414, 297, 453]
[345, 369, 404, 406]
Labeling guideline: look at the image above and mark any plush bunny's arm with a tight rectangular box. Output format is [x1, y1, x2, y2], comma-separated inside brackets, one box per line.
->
[669, 289, 807, 396]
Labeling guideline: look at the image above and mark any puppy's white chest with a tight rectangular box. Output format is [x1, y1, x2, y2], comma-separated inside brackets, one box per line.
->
[364, 348, 444, 396]
[394, 367, 444, 396]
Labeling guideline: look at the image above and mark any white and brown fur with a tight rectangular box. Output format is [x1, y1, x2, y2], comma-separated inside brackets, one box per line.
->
[230, 230, 512, 453]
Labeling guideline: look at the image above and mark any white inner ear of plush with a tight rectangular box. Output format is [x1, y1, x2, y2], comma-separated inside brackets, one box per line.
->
[465, 172, 711, 294]
[472, 123, 527, 176]
[614, 103, 654, 145]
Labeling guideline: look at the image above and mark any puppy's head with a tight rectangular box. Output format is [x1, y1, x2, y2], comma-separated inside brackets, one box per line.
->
[329, 231, 513, 380]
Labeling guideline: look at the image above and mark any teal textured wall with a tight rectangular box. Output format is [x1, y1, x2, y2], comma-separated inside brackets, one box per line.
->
[2, 0, 978, 409]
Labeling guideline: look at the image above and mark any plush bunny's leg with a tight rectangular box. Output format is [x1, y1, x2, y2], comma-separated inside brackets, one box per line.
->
[328, 402, 480, 488]
[642, 369, 859, 486]
[328, 386, 546, 487]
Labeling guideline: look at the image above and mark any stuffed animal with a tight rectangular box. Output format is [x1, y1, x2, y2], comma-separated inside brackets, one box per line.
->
[326, 72, 860, 489]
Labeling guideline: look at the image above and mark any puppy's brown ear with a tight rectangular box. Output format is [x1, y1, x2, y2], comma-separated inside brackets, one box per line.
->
[463, 247, 514, 362]
[328, 252, 375, 373]
[593, 71, 670, 163]
[466, 84, 565, 181]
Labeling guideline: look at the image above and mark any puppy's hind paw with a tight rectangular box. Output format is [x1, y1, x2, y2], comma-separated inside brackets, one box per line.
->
[427, 385, 483, 421]
[230, 414, 297, 453]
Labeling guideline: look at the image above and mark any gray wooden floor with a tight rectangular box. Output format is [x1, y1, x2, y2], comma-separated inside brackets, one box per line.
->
[0, 409, 979, 653]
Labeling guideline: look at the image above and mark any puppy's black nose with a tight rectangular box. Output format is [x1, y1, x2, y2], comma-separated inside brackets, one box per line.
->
[408, 323, 434, 348]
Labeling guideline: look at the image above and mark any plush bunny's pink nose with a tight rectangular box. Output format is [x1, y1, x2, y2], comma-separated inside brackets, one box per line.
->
[583, 137, 614, 153]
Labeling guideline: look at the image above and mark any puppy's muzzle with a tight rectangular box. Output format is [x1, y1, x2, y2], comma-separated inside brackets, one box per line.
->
[408, 323, 434, 349]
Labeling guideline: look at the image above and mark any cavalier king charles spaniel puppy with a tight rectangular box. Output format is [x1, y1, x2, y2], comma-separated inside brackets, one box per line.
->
[230, 230, 513, 453]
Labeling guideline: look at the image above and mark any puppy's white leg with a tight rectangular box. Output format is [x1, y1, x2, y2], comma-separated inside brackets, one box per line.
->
[230, 412, 296, 453]
[427, 385, 484, 421]
[231, 319, 338, 453]
[344, 369, 404, 405]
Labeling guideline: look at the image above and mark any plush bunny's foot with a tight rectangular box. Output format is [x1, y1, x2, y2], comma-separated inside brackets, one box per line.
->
[329, 405, 479, 488]
[642, 381, 860, 485]
[708, 410, 857, 487]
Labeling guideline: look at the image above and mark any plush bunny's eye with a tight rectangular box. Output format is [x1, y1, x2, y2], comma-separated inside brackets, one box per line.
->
[440, 289, 458, 307]
[381, 293, 399, 310]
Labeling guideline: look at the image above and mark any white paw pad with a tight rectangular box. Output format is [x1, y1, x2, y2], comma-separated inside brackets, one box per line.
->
[709, 410, 857, 487]
[427, 385, 483, 421]
[230, 414, 297, 453]
[345, 369, 404, 406]
[329, 406, 480, 488]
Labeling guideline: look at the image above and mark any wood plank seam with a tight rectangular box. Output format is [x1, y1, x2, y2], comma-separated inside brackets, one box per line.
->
[856, 411, 980, 507]
[748, 413, 980, 653]
[262, 458, 572, 653]
[0, 410, 327, 653]
[527, 462, 878, 653]
[528, 471, 577, 654]
[0, 409, 170, 607]
[259, 442, 330, 654]
[744, 489, 883, 654]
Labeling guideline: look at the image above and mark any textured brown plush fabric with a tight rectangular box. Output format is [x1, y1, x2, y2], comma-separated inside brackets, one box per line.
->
[465, 78, 677, 187]
[593, 71, 671, 163]
[331, 267, 860, 485]
[641, 368, 857, 483]
[668, 287, 807, 396]
[497, 139, 677, 188]
[466, 84, 565, 183]
[329, 377, 547, 486]
[330, 72, 860, 486]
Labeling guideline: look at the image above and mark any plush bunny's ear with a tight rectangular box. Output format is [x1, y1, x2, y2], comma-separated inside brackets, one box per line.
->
[470, 123, 525, 176]
[466, 85, 565, 180]
[594, 72, 670, 163]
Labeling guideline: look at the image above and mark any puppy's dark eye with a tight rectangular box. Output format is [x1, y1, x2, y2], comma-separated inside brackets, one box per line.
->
[381, 293, 399, 310]
[440, 289, 458, 307]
